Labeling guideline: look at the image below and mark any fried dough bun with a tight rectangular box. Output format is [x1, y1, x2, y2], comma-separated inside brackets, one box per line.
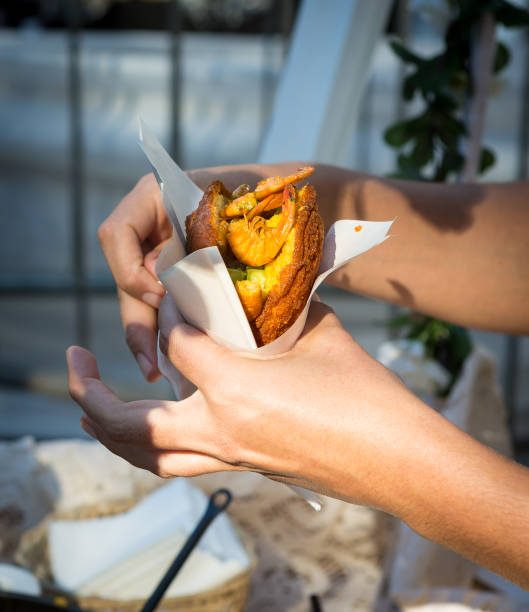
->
[253, 185, 323, 345]
[185, 180, 230, 258]
[185, 168, 324, 346]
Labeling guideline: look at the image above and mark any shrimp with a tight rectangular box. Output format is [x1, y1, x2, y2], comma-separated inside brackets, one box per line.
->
[223, 192, 257, 218]
[254, 166, 314, 200]
[223, 166, 314, 218]
[227, 184, 297, 267]
[247, 192, 283, 220]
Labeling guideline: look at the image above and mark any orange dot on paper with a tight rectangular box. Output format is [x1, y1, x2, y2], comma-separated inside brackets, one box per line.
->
[355, 225, 362, 232]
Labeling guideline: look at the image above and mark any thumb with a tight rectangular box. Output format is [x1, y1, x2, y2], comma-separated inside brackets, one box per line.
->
[159, 319, 234, 392]
[144, 238, 171, 278]
[66, 346, 123, 421]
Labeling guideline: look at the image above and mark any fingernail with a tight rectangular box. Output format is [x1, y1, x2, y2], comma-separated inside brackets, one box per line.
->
[137, 352, 153, 379]
[142, 292, 163, 309]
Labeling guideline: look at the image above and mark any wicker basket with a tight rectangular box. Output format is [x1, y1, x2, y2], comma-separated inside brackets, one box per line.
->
[15, 499, 255, 612]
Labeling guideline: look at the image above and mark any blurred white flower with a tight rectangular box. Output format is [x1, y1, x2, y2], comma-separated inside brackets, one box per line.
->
[377, 339, 450, 396]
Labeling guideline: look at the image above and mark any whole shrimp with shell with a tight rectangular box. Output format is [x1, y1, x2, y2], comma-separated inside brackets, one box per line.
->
[227, 184, 297, 267]
[223, 166, 314, 219]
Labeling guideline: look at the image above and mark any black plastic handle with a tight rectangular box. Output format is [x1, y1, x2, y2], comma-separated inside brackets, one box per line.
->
[140, 488, 232, 612]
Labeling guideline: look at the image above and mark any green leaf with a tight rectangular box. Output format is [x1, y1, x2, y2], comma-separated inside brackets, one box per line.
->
[395, 155, 428, 181]
[495, 1, 529, 27]
[410, 133, 434, 167]
[479, 147, 496, 174]
[431, 93, 459, 114]
[384, 121, 413, 147]
[434, 111, 466, 151]
[434, 150, 465, 181]
[389, 40, 423, 65]
[403, 73, 419, 101]
[450, 325, 473, 363]
[493, 41, 510, 73]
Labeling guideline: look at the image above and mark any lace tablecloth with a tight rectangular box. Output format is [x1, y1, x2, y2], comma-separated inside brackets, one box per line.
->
[5, 439, 391, 611]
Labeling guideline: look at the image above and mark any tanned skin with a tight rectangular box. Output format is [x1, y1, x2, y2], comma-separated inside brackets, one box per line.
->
[74, 165, 529, 588]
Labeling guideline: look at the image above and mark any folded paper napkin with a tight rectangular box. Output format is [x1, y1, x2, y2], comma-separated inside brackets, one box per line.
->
[48, 478, 250, 599]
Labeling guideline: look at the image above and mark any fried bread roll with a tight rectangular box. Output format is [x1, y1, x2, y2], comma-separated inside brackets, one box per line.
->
[185, 168, 324, 346]
[185, 180, 230, 258]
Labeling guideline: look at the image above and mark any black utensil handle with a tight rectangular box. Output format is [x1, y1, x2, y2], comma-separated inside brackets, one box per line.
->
[140, 488, 232, 612]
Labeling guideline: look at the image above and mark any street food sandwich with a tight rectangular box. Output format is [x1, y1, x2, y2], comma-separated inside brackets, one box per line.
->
[185, 167, 324, 346]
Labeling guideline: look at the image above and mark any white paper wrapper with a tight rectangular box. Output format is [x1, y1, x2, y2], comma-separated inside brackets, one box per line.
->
[139, 120, 393, 510]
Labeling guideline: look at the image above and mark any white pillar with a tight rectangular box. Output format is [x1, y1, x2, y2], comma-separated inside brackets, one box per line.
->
[258, 0, 393, 166]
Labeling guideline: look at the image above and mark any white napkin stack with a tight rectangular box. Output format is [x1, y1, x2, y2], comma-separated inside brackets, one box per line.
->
[48, 479, 250, 600]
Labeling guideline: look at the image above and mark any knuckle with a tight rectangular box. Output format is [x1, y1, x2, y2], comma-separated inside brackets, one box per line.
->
[314, 300, 336, 316]
[68, 380, 83, 404]
[315, 324, 351, 353]
[204, 377, 232, 409]
[204, 395, 246, 466]
[153, 455, 175, 479]
[97, 218, 114, 247]
[120, 268, 139, 295]
[165, 327, 185, 364]
[105, 414, 128, 443]
[215, 431, 241, 466]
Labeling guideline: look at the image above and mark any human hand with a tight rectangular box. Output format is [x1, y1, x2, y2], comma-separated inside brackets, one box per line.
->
[66, 300, 438, 515]
[98, 174, 172, 382]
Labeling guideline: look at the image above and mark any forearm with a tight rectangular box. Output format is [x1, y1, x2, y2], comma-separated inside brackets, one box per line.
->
[189, 163, 529, 334]
[322, 171, 529, 335]
[387, 402, 529, 588]
[274, 361, 529, 588]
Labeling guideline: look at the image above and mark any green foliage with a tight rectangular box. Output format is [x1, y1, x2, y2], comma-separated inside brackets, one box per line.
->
[479, 147, 496, 173]
[389, 312, 473, 396]
[384, 1, 528, 395]
[494, 41, 510, 72]
[384, 0, 529, 182]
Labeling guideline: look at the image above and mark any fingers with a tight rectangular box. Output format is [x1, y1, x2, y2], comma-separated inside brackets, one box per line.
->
[159, 321, 235, 392]
[98, 174, 170, 307]
[144, 238, 171, 278]
[68, 346, 177, 448]
[67, 346, 239, 476]
[118, 289, 161, 382]
[109, 230, 165, 308]
[157, 298, 344, 393]
[67, 346, 124, 422]
[158, 295, 233, 391]
[81, 417, 237, 478]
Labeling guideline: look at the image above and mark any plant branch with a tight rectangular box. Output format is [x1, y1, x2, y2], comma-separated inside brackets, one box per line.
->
[461, 11, 497, 182]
